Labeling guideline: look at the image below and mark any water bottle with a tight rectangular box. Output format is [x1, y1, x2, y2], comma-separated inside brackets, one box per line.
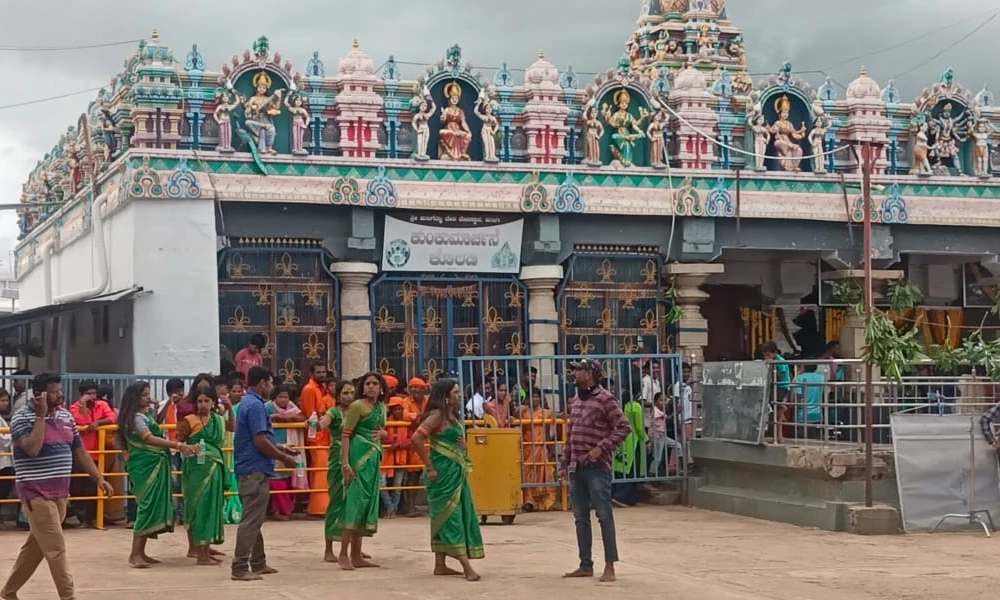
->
[197, 440, 206, 465]
[295, 456, 306, 479]
[307, 412, 319, 440]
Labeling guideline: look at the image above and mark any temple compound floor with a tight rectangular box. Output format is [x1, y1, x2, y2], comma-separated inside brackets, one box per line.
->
[0, 506, 990, 599]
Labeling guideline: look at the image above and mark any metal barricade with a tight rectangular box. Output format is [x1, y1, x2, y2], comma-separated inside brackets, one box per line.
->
[765, 359, 999, 448]
[458, 353, 686, 500]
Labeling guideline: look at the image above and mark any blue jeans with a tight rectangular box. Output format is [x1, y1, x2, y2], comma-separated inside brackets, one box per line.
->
[380, 470, 405, 513]
[570, 464, 619, 570]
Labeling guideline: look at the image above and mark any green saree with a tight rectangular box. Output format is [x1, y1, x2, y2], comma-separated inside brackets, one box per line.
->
[341, 400, 384, 537]
[424, 421, 485, 559]
[223, 403, 242, 524]
[324, 406, 345, 541]
[127, 414, 175, 538]
[181, 413, 227, 546]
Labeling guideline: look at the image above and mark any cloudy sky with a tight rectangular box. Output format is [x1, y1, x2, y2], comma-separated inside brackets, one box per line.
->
[1, 0, 997, 276]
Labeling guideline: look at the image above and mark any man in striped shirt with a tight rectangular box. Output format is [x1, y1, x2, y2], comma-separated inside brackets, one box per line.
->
[1, 373, 112, 600]
[559, 359, 632, 584]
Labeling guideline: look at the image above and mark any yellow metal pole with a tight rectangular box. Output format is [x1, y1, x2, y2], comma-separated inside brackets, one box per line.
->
[96, 427, 106, 530]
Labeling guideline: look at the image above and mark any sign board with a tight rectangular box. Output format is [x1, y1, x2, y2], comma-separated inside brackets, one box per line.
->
[700, 361, 769, 445]
[381, 214, 523, 274]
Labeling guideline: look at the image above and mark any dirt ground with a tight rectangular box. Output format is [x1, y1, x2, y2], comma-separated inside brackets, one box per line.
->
[0, 506, 996, 600]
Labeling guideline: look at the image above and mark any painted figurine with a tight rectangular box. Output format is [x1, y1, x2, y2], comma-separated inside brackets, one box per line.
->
[101, 110, 118, 163]
[697, 25, 714, 58]
[213, 89, 242, 153]
[474, 90, 500, 163]
[972, 117, 993, 178]
[750, 115, 770, 171]
[66, 141, 82, 194]
[929, 103, 968, 168]
[660, 0, 688, 13]
[767, 95, 807, 172]
[809, 115, 829, 174]
[286, 92, 311, 156]
[412, 88, 436, 160]
[911, 122, 932, 176]
[647, 109, 668, 168]
[583, 104, 604, 166]
[438, 81, 473, 160]
[243, 70, 284, 154]
[601, 89, 649, 167]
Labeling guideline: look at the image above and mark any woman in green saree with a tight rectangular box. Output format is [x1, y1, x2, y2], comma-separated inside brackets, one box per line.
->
[321, 380, 356, 562]
[337, 372, 387, 571]
[411, 378, 484, 582]
[177, 388, 234, 565]
[117, 381, 198, 568]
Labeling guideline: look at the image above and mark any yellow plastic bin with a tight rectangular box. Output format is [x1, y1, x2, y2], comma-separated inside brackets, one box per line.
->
[466, 428, 522, 525]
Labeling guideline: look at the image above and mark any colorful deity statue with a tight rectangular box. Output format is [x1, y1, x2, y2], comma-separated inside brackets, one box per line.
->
[972, 116, 994, 178]
[697, 25, 715, 59]
[66, 141, 83, 194]
[912, 121, 932, 176]
[809, 115, 829, 174]
[583, 104, 604, 166]
[767, 95, 807, 172]
[600, 89, 650, 167]
[285, 92, 311, 156]
[100, 110, 118, 163]
[660, 0, 688, 14]
[646, 109, 668, 168]
[929, 103, 968, 168]
[750, 115, 770, 171]
[473, 89, 500, 163]
[438, 81, 473, 160]
[411, 87, 436, 161]
[243, 70, 284, 154]
[213, 89, 242, 153]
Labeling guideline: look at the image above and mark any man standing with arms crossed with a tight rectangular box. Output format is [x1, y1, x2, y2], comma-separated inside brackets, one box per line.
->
[231, 367, 299, 581]
[2, 373, 113, 600]
[560, 359, 632, 584]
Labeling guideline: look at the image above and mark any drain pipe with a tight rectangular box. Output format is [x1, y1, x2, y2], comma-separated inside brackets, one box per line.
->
[40, 240, 55, 304]
[53, 193, 110, 304]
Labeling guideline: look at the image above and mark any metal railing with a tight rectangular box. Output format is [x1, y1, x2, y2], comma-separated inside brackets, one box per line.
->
[458, 354, 688, 491]
[764, 359, 1000, 448]
[0, 375, 197, 408]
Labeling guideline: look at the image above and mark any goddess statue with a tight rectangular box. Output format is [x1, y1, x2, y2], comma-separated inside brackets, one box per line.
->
[213, 89, 242, 153]
[100, 110, 118, 163]
[929, 103, 968, 167]
[600, 88, 650, 167]
[646, 109, 668, 168]
[767, 95, 807, 172]
[809, 115, 829, 174]
[438, 81, 473, 161]
[750, 115, 770, 171]
[583, 104, 604, 166]
[473, 91, 500, 163]
[972, 117, 993, 178]
[660, 0, 688, 14]
[411, 89, 436, 160]
[243, 70, 284, 154]
[911, 122, 932, 176]
[696, 25, 715, 58]
[285, 92, 311, 155]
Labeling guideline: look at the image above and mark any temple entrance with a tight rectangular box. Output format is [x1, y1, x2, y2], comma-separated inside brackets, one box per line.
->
[371, 275, 527, 383]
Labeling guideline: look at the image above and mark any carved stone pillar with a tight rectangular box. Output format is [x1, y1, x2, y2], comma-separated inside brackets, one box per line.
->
[521, 265, 563, 358]
[664, 263, 725, 363]
[331, 262, 378, 378]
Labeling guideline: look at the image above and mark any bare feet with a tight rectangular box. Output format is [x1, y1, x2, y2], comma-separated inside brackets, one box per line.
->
[464, 570, 481, 582]
[140, 555, 161, 565]
[562, 568, 594, 578]
[324, 551, 338, 563]
[338, 556, 355, 571]
[351, 557, 380, 568]
[209, 548, 226, 557]
[599, 566, 616, 583]
[434, 566, 463, 576]
[196, 558, 218, 566]
[128, 556, 150, 569]
[362, 552, 372, 560]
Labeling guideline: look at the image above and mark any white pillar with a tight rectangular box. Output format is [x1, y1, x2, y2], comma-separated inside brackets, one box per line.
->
[331, 262, 378, 378]
[520, 265, 563, 358]
[664, 263, 724, 364]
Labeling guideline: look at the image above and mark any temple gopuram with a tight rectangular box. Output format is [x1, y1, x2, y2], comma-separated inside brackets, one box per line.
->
[8, 0, 1000, 380]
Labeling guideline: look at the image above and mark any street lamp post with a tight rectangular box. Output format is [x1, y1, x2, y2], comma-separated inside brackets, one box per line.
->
[859, 139, 882, 508]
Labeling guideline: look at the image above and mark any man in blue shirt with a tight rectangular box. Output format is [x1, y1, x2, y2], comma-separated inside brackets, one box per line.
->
[792, 364, 827, 438]
[231, 367, 298, 582]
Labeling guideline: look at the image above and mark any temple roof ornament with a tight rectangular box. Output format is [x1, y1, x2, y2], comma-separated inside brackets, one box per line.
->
[305, 51, 325, 78]
[674, 61, 707, 91]
[975, 84, 994, 108]
[184, 44, 206, 72]
[524, 51, 560, 92]
[817, 76, 837, 102]
[559, 66, 579, 90]
[880, 79, 901, 104]
[381, 55, 401, 82]
[846, 66, 880, 101]
[338, 38, 376, 78]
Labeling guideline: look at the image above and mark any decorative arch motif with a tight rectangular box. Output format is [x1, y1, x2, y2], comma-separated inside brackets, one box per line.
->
[165, 158, 202, 199]
[880, 183, 909, 224]
[554, 172, 585, 213]
[520, 172, 552, 213]
[129, 156, 163, 197]
[329, 176, 362, 205]
[673, 176, 703, 216]
[365, 166, 398, 208]
[705, 176, 735, 217]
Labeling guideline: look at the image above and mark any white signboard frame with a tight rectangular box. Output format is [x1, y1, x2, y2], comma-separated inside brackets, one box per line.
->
[381, 214, 523, 274]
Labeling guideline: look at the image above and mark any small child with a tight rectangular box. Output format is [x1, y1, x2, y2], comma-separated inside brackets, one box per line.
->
[265, 386, 306, 519]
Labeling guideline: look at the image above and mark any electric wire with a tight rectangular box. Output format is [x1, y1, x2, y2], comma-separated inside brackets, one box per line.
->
[0, 39, 142, 52]
[891, 7, 1000, 81]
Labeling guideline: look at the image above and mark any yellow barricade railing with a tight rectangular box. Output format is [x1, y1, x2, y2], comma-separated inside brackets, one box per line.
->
[0, 416, 571, 528]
